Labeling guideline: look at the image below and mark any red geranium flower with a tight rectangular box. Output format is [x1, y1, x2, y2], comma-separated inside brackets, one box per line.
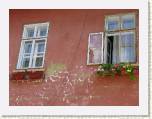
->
[114, 64, 119, 68]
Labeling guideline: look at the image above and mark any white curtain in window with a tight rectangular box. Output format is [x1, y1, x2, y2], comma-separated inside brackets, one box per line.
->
[112, 35, 120, 64]
[120, 32, 135, 62]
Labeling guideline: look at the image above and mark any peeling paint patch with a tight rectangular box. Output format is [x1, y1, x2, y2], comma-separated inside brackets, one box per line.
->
[46, 63, 67, 76]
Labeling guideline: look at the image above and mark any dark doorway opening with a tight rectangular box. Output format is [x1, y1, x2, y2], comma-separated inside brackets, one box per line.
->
[107, 36, 114, 64]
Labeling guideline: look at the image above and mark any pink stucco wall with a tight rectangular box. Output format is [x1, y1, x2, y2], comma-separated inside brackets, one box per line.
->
[9, 9, 139, 106]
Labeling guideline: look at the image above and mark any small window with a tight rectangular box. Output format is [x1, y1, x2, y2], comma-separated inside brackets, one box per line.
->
[87, 32, 103, 65]
[17, 22, 49, 69]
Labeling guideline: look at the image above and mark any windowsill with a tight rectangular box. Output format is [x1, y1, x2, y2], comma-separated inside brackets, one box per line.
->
[13, 68, 45, 73]
[87, 63, 139, 67]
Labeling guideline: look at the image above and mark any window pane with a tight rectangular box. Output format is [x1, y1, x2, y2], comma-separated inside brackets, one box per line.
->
[120, 47, 126, 62]
[22, 58, 30, 68]
[38, 43, 45, 52]
[120, 32, 135, 62]
[90, 34, 102, 48]
[120, 47, 135, 62]
[122, 19, 134, 29]
[122, 14, 135, 29]
[89, 48, 102, 64]
[24, 42, 32, 53]
[126, 47, 135, 62]
[35, 41, 45, 53]
[40, 28, 47, 36]
[121, 33, 134, 46]
[88, 33, 103, 64]
[35, 57, 43, 67]
[26, 28, 35, 38]
[106, 16, 119, 31]
[108, 21, 119, 31]
[38, 26, 48, 37]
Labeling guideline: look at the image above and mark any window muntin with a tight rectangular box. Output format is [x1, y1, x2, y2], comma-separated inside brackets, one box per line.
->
[17, 22, 49, 69]
[87, 32, 103, 65]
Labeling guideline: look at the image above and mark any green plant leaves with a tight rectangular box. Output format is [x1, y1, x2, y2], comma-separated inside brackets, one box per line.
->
[97, 63, 137, 80]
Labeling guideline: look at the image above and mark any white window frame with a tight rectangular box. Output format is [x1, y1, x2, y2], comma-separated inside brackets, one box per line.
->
[17, 22, 49, 69]
[119, 31, 136, 63]
[105, 13, 136, 31]
[104, 13, 136, 64]
[87, 32, 104, 65]
[104, 30, 136, 64]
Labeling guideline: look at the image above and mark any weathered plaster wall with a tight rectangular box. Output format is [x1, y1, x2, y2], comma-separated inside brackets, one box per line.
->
[9, 9, 139, 106]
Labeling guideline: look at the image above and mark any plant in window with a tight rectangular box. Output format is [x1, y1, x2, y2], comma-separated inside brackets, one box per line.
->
[125, 64, 135, 80]
[114, 63, 125, 75]
[96, 63, 137, 80]
[97, 64, 114, 76]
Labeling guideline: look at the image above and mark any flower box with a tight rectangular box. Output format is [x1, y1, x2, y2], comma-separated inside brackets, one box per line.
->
[10, 69, 45, 80]
[96, 63, 139, 80]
